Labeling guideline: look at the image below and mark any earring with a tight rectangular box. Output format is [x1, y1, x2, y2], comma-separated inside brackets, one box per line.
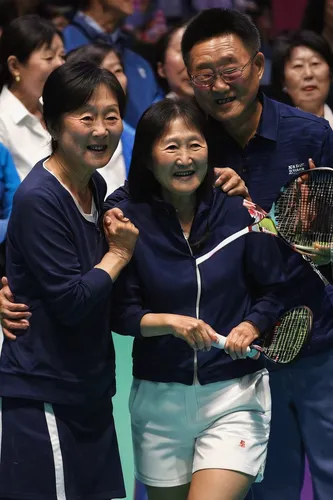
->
[15, 75, 20, 83]
[282, 86, 287, 93]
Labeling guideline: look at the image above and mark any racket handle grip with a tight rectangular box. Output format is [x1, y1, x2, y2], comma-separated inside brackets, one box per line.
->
[212, 333, 259, 359]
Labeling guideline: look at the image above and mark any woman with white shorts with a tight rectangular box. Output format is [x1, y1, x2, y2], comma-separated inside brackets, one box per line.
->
[107, 98, 296, 500]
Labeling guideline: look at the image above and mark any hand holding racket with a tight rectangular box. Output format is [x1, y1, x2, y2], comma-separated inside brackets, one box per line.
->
[199, 168, 333, 285]
[223, 321, 261, 360]
[212, 306, 313, 364]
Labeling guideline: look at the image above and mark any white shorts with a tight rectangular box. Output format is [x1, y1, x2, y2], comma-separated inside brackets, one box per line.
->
[129, 368, 271, 488]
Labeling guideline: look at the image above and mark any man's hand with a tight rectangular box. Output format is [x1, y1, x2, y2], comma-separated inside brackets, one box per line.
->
[0, 277, 31, 340]
[214, 167, 251, 200]
[224, 321, 260, 360]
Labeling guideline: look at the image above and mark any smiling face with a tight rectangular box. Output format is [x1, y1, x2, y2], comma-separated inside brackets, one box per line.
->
[55, 83, 123, 172]
[151, 117, 208, 199]
[158, 27, 193, 98]
[284, 45, 331, 111]
[188, 34, 264, 128]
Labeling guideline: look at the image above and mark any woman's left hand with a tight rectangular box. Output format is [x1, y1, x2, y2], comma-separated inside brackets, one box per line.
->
[224, 321, 260, 360]
[214, 167, 251, 200]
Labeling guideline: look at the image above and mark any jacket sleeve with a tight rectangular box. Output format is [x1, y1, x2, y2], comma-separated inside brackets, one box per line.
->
[243, 232, 295, 334]
[103, 183, 130, 212]
[9, 189, 113, 326]
[111, 258, 151, 337]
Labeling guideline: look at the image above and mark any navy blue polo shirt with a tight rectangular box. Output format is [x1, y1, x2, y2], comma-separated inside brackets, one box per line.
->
[208, 94, 333, 355]
[209, 93, 333, 210]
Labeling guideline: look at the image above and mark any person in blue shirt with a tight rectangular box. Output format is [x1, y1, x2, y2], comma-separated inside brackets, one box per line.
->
[0, 60, 139, 500]
[103, 98, 299, 500]
[0, 142, 20, 244]
[62, 0, 163, 127]
[179, 8, 333, 500]
[0, 142, 20, 276]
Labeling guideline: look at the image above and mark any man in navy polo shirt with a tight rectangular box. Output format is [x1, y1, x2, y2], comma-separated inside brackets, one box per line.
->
[180, 8, 333, 500]
[62, 0, 163, 127]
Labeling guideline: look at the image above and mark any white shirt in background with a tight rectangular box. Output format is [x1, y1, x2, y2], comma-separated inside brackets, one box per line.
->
[324, 103, 333, 129]
[0, 86, 51, 181]
[98, 140, 127, 197]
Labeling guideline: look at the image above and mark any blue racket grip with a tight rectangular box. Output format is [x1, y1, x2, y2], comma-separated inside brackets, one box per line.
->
[212, 333, 258, 359]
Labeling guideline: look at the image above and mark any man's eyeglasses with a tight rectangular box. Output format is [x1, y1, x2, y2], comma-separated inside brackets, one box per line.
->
[190, 52, 258, 89]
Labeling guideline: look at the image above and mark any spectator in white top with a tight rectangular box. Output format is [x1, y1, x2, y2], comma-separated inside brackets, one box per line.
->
[0, 15, 65, 180]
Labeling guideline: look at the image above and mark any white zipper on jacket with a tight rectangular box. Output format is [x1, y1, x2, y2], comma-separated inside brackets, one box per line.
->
[182, 231, 201, 385]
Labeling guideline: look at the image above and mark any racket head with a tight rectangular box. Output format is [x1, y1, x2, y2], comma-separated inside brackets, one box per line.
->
[271, 167, 333, 252]
[260, 306, 313, 364]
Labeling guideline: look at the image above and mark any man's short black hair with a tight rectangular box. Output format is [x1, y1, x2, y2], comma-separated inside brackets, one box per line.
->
[181, 8, 261, 68]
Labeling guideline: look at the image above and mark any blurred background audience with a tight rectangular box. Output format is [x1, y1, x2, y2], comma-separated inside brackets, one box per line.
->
[0, 15, 65, 179]
[270, 30, 333, 126]
[154, 22, 193, 98]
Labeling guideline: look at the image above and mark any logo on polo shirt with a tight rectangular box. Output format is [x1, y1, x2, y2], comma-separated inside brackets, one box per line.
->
[288, 163, 305, 175]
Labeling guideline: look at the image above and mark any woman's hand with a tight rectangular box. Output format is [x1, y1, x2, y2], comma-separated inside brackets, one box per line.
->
[0, 277, 31, 340]
[103, 208, 139, 263]
[214, 167, 251, 200]
[168, 314, 218, 351]
[224, 321, 260, 360]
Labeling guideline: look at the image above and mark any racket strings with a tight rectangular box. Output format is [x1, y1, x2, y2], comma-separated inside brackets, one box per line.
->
[263, 308, 311, 363]
[275, 171, 333, 248]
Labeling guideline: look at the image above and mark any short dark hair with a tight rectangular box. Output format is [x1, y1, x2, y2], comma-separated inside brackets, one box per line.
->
[271, 30, 333, 94]
[0, 15, 60, 90]
[66, 43, 123, 69]
[43, 61, 126, 151]
[181, 8, 261, 68]
[127, 97, 213, 201]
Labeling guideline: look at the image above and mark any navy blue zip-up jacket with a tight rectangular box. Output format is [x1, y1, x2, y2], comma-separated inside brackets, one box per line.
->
[108, 187, 294, 385]
[208, 94, 333, 356]
[0, 160, 116, 405]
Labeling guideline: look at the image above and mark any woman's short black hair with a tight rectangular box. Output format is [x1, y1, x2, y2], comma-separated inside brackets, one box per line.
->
[43, 61, 126, 151]
[0, 14, 60, 90]
[127, 97, 212, 201]
[181, 8, 261, 68]
[66, 43, 123, 69]
[271, 30, 333, 94]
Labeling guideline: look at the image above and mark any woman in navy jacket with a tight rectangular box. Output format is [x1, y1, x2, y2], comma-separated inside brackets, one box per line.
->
[0, 62, 139, 500]
[105, 98, 294, 500]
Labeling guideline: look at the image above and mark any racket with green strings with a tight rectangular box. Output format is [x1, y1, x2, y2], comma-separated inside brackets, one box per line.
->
[197, 167, 333, 285]
[212, 306, 313, 364]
